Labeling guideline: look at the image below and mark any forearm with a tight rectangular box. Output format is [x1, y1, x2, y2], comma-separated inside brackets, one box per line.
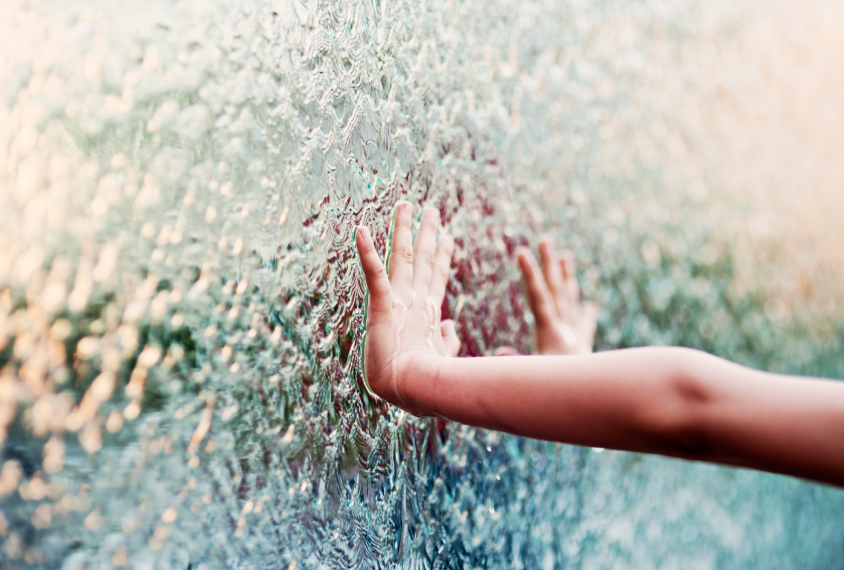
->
[411, 347, 700, 453]
[407, 347, 844, 487]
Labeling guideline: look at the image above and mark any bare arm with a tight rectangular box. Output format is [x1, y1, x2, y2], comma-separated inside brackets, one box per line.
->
[405, 348, 844, 487]
[355, 205, 844, 488]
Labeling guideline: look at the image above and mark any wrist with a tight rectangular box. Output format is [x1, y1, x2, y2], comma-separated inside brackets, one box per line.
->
[397, 354, 446, 417]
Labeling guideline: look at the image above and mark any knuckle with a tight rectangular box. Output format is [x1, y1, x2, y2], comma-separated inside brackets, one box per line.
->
[422, 251, 436, 267]
[371, 264, 387, 280]
[400, 249, 414, 264]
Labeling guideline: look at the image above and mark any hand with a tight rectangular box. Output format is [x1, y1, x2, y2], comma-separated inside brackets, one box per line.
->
[355, 202, 460, 415]
[496, 237, 597, 356]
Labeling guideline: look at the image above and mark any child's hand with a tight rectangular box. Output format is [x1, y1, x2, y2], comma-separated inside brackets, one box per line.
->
[496, 238, 597, 356]
[355, 203, 459, 415]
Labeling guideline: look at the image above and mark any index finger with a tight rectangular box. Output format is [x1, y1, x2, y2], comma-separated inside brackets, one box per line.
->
[517, 247, 557, 327]
[356, 226, 394, 315]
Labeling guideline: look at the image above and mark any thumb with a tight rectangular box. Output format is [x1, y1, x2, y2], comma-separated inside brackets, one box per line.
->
[580, 301, 598, 353]
[440, 319, 461, 357]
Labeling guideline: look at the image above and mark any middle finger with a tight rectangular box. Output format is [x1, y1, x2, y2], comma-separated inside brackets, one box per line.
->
[386, 201, 415, 299]
[411, 207, 440, 295]
[539, 237, 567, 319]
[428, 234, 454, 308]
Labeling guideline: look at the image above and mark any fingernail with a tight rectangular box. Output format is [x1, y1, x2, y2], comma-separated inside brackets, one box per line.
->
[355, 225, 369, 241]
[419, 209, 437, 224]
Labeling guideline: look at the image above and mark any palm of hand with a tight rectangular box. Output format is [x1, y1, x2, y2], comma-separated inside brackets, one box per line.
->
[356, 203, 459, 414]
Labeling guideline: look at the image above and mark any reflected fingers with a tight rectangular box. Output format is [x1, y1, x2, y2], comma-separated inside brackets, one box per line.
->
[517, 247, 556, 328]
[559, 251, 580, 309]
[580, 301, 598, 351]
[538, 237, 568, 320]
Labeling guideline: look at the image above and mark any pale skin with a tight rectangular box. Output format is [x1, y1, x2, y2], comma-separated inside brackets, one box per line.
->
[355, 203, 844, 488]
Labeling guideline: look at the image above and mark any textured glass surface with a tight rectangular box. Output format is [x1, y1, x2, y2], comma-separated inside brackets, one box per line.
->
[2, 0, 844, 568]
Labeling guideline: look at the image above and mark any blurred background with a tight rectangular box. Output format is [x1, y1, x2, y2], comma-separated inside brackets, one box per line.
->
[1, 0, 843, 568]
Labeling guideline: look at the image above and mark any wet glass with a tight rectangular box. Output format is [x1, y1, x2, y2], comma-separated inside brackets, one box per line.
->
[1, 0, 844, 568]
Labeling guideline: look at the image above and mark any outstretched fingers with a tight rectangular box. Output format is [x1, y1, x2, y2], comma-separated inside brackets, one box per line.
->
[538, 237, 569, 320]
[560, 251, 580, 309]
[428, 234, 454, 309]
[387, 201, 414, 300]
[412, 208, 441, 294]
[517, 247, 556, 328]
[356, 226, 394, 315]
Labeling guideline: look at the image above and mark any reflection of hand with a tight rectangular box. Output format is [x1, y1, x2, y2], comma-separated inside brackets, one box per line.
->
[496, 237, 597, 356]
[355, 203, 459, 415]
